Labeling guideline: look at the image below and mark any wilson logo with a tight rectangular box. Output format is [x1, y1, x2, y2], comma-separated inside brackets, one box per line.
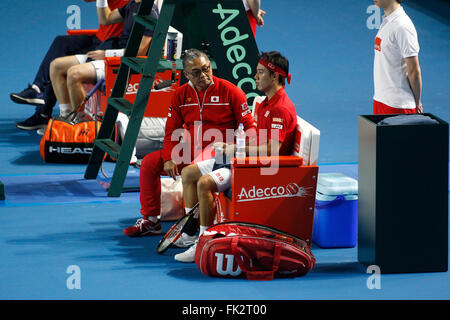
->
[214, 253, 243, 276]
[237, 183, 308, 202]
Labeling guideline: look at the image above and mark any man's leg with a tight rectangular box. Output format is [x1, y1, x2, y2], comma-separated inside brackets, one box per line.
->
[50, 55, 82, 116]
[170, 164, 204, 247]
[123, 150, 166, 237]
[181, 164, 203, 209]
[15, 82, 59, 131]
[197, 175, 218, 228]
[66, 62, 97, 111]
[175, 167, 230, 263]
[34, 35, 95, 91]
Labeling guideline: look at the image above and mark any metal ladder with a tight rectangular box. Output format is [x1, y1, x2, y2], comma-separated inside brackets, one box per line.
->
[84, 0, 179, 197]
[84, 0, 261, 197]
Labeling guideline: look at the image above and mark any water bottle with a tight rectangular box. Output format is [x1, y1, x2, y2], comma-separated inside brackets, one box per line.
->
[235, 123, 246, 159]
[167, 32, 178, 61]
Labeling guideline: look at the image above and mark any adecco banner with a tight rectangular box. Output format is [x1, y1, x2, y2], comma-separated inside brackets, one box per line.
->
[171, 0, 263, 103]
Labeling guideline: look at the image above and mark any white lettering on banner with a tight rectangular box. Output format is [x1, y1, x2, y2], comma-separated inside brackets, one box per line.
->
[212, 3, 258, 101]
[237, 183, 309, 202]
[125, 81, 175, 95]
[215, 253, 242, 276]
[125, 83, 140, 95]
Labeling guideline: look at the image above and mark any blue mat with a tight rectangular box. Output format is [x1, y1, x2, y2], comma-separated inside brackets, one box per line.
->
[0, 171, 140, 207]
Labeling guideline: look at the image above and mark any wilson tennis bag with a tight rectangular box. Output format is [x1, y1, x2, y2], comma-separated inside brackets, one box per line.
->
[40, 118, 101, 163]
[195, 222, 315, 280]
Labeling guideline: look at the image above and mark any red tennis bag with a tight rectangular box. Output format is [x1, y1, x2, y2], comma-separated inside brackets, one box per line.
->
[195, 222, 315, 280]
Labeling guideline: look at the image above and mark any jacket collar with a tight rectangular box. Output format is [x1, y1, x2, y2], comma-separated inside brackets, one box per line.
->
[384, 6, 405, 23]
[188, 76, 216, 92]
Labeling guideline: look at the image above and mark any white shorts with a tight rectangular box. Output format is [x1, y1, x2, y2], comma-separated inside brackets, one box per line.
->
[196, 158, 231, 192]
[75, 54, 105, 82]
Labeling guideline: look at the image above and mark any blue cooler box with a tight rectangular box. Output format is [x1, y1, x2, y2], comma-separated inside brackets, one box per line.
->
[313, 173, 358, 248]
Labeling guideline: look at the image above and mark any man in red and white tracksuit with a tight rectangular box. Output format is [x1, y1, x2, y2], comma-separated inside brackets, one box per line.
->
[123, 49, 256, 237]
[174, 50, 297, 263]
[373, 0, 423, 114]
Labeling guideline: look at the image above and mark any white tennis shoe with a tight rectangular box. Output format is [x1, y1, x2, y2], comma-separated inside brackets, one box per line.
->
[174, 241, 198, 263]
[173, 232, 198, 248]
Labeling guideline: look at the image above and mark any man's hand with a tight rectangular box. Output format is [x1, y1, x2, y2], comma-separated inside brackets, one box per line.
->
[163, 160, 179, 180]
[257, 9, 266, 26]
[213, 142, 235, 158]
[416, 103, 423, 113]
[87, 50, 106, 60]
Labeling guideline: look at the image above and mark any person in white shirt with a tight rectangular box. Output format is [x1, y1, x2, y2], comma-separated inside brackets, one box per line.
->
[373, 0, 423, 114]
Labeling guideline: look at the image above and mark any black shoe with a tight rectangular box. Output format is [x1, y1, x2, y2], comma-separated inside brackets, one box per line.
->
[10, 84, 45, 106]
[16, 113, 50, 131]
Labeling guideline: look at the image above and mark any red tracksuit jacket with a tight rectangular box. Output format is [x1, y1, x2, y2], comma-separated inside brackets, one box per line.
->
[161, 76, 256, 163]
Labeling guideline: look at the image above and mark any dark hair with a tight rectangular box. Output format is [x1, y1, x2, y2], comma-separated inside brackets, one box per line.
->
[396, 0, 403, 3]
[259, 51, 289, 86]
[181, 49, 209, 69]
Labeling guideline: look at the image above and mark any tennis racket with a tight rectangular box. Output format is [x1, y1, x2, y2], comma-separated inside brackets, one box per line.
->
[156, 203, 199, 254]
[64, 78, 105, 124]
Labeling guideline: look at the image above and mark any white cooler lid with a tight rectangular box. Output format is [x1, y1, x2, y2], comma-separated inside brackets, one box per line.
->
[316, 172, 358, 196]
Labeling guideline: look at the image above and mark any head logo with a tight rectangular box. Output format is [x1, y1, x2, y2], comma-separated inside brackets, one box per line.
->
[237, 183, 309, 202]
[78, 129, 89, 136]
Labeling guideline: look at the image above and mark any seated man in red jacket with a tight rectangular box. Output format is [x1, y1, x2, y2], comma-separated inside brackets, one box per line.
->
[123, 48, 256, 237]
[175, 51, 296, 263]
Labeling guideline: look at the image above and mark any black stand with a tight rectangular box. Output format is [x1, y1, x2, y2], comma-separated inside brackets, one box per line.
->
[358, 113, 448, 273]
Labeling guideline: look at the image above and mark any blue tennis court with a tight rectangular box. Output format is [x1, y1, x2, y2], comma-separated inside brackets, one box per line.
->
[0, 0, 448, 301]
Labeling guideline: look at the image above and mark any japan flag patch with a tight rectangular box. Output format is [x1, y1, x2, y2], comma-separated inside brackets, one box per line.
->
[211, 96, 219, 103]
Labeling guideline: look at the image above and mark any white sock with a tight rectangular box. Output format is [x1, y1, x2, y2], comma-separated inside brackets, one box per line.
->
[31, 84, 41, 93]
[199, 225, 208, 236]
[146, 216, 158, 223]
[59, 103, 72, 117]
